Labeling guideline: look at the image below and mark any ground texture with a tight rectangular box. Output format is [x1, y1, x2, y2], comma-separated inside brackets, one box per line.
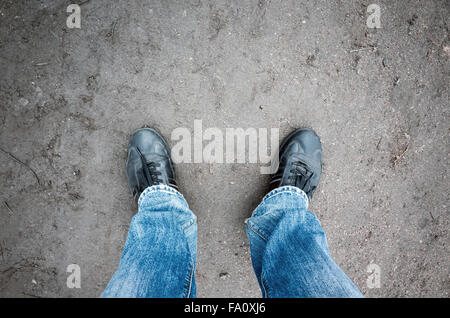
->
[0, 0, 449, 297]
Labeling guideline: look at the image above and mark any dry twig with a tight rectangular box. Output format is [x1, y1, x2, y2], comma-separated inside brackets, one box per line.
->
[0, 148, 41, 185]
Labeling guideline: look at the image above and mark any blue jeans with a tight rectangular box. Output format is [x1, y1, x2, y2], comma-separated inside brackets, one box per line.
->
[102, 185, 362, 298]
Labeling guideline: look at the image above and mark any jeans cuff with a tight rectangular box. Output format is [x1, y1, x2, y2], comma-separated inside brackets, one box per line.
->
[137, 184, 184, 207]
[262, 186, 309, 210]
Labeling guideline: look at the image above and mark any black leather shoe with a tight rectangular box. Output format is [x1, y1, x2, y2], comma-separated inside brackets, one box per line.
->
[126, 128, 177, 201]
[270, 128, 322, 199]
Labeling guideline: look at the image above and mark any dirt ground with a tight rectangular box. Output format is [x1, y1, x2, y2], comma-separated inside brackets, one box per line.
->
[0, 0, 449, 297]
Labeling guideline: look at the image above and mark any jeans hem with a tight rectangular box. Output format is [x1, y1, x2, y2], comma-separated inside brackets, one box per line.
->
[262, 186, 309, 209]
[244, 186, 310, 240]
[138, 184, 184, 207]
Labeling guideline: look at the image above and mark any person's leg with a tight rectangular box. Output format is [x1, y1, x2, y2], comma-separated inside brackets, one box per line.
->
[246, 129, 362, 297]
[102, 129, 197, 298]
[102, 185, 197, 298]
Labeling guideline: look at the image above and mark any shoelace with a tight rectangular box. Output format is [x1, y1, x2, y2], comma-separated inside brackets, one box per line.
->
[137, 148, 162, 185]
[288, 161, 316, 195]
[144, 162, 162, 185]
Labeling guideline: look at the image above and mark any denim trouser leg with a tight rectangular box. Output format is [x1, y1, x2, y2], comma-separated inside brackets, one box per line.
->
[101, 185, 197, 298]
[102, 184, 361, 298]
[245, 186, 363, 297]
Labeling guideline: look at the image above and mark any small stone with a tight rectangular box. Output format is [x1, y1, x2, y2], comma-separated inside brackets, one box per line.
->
[18, 98, 29, 107]
[219, 272, 229, 279]
[443, 46, 450, 57]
